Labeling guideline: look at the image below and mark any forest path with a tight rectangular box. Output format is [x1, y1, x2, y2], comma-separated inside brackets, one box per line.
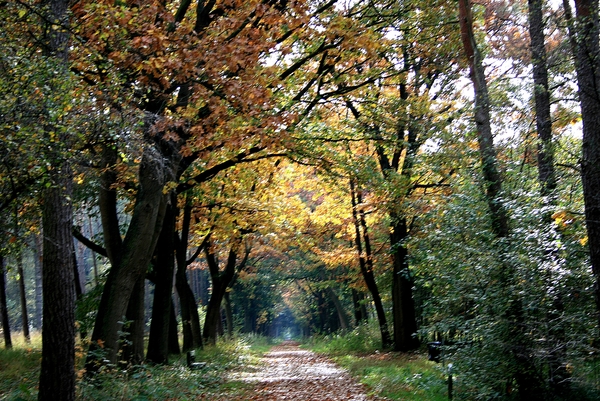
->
[228, 341, 373, 401]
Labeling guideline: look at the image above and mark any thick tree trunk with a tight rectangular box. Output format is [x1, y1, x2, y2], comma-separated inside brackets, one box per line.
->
[0, 254, 12, 348]
[39, 165, 76, 401]
[390, 215, 418, 351]
[147, 195, 177, 364]
[569, 0, 600, 330]
[87, 146, 168, 368]
[121, 277, 145, 365]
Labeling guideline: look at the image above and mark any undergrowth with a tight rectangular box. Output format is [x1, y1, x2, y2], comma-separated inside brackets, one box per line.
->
[0, 333, 273, 401]
[306, 324, 449, 401]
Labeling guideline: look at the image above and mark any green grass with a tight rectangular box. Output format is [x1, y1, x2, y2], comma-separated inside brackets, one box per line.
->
[306, 325, 449, 401]
[0, 332, 274, 401]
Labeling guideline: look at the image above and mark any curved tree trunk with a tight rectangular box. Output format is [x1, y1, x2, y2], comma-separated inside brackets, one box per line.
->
[87, 146, 169, 369]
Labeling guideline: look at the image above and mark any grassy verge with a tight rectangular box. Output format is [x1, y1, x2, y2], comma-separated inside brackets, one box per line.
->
[0, 333, 274, 401]
[306, 325, 449, 401]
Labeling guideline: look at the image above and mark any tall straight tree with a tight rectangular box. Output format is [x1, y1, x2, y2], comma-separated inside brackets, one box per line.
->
[37, 0, 77, 398]
[458, 1, 544, 399]
[566, 0, 600, 330]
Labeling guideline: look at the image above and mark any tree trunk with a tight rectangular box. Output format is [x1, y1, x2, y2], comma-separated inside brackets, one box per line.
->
[224, 291, 234, 337]
[175, 202, 203, 351]
[203, 240, 242, 345]
[528, 0, 556, 199]
[349, 179, 393, 348]
[17, 251, 30, 343]
[390, 215, 418, 351]
[0, 254, 12, 349]
[121, 277, 145, 366]
[568, 0, 600, 330]
[87, 146, 169, 368]
[459, 1, 541, 399]
[39, 165, 76, 401]
[33, 233, 43, 330]
[147, 194, 177, 364]
[351, 289, 367, 325]
[325, 287, 350, 330]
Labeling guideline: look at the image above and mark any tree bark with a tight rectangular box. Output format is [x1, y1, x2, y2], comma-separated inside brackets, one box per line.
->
[87, 146, 169, 368]
[0, 254, 12, 349]
[325, 287, 350, 330]
[147, 194, 177, 364]
[528, 0, 556, 199]
[459, 1, 541, 399]
[349, 179, 393, 348]
[32, 233, 43, 331]
[39, 165, 76, 401]
[389, 214, 418, 351]
[175, 202, 203, 351]
[568, 0, 600, 330]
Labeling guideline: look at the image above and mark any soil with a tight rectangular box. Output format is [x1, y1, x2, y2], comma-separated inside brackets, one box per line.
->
[228, 341, 374, 401]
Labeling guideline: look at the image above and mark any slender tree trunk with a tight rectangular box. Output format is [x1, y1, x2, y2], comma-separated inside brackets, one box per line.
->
[33, 233, 43, 331]
[528, 0, 569, 394]
[528, 0, 556, 198]
[459, 1, 541, 399]
[17, 252, 30, 343]
[351, 289, 367, 325]
[175, 202, 203, 351]
[0, 254, 12, 349]
[325, 287, 350, 330]
[349, 179, 392, 348]
[224, 291, 234, 337]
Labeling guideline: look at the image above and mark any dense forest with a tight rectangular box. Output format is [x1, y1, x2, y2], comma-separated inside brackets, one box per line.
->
[1, 0, 600, 399]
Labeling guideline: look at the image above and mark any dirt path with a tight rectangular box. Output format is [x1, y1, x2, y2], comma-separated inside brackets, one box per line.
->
[229, 342, 372, 401]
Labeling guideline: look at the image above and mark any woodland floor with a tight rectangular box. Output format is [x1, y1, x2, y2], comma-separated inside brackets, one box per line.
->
[226, 341, 377, 401]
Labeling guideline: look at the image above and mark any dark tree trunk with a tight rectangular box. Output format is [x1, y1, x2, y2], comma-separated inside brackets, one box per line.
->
[0, 254, 12, 349]
[351, 289, 367, 325]
[147, 194, 177, 364]
[325, 287, 350, 330]
[87, 146, 169, 368]
[203, 237, 247, 345]
[224, 291, 234, 337]
[459, 1, 541, 399]
[350, 179, 393, 348]
[528, 0, 556, 199]
[121, 277, 146, 366]
[568, 0, 600, 330]
[389, 215, 418, 351]
[39, 165, 76, 401]
[528, 1, 569, 395]
[168, 303, 181, 354]
[175, 202, 203, 351]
